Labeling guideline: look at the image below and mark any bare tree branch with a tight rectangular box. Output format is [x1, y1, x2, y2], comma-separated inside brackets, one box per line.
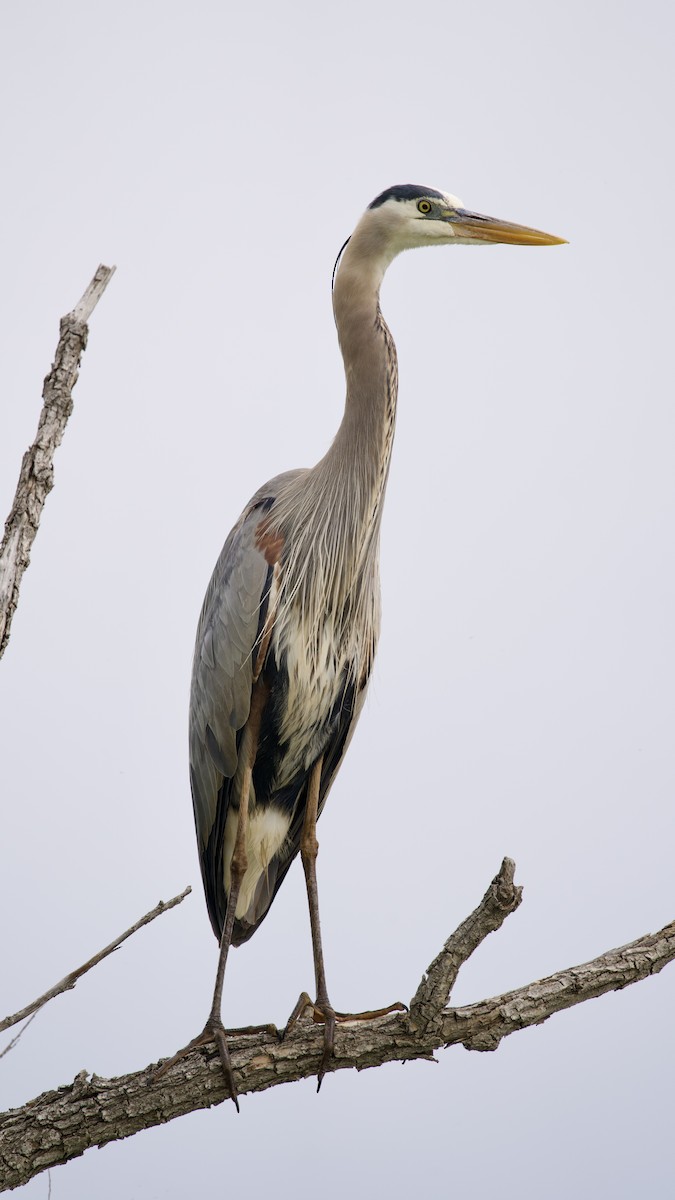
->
[1, 860, 672, 1192]
[0, 887, 191, 1039]
[408, 856, 522, 1034]
[0, 1015, 39, 1062]
[444, 918, 675, 1051]
[0, 264, 115, 660]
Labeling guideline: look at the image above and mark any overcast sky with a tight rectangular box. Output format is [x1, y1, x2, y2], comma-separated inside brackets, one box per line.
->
[1, 1, 674, 1196]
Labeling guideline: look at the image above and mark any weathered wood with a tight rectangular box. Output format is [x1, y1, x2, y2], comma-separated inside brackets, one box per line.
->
[0, 265, 115, 659]
[1, 860, 673, 1192]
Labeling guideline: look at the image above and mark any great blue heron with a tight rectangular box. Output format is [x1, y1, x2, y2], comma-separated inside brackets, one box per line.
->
[163, 184, 564, 1104]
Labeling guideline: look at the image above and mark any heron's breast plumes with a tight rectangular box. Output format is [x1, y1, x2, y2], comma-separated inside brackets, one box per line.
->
[273, 613, 353, 781]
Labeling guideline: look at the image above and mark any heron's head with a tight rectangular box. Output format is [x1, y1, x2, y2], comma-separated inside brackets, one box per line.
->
[354, 183, 565, 261]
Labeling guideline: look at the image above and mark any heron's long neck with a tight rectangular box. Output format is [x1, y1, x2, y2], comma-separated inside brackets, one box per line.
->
[273, 233, 398, 646]
[319, 235, 398, 545]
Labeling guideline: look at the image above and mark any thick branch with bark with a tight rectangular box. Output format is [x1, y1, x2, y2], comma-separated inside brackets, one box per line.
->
[0, 265, 115, 659]
[1, 859, 673, 1192]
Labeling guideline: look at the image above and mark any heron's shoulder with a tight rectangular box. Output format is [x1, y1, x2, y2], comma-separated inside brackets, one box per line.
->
[199, 469, 308, 618]
[246, 468, 308, 511]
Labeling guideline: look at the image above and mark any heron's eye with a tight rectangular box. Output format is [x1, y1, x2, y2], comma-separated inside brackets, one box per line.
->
[417, 199, 432, 214]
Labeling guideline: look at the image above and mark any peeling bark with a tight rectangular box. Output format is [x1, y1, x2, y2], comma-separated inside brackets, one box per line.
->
[1, 859, 673, 1192]
[0, 265, 115, 659]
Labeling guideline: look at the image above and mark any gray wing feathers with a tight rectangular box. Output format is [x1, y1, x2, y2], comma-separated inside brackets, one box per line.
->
[189, 506, 270, 851]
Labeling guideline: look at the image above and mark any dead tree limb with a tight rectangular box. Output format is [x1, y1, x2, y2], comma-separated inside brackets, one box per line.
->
[0, 264, 115, 660]
[1, 858, 673, 1192]
[0, 887, 191, 1041]
[0, 1015, 39, 1062]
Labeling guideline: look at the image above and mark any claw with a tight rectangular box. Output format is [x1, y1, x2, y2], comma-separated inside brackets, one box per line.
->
[283, 992, 406, 1089]
[154, 1016, 240, 1111]
[316, 1004, 336, 1091]
[281, 991, 314, 1041]
[211, 1020, 239, 1113]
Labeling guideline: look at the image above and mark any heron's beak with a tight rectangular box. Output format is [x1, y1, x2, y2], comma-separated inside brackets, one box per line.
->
[444, 208, 566, 246]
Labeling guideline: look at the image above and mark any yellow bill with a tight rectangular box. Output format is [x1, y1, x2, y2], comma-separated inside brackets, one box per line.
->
[445, 208, 566, 246]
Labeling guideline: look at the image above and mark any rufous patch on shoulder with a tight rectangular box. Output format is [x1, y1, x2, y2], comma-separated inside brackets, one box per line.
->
[255, 518, 284, 565]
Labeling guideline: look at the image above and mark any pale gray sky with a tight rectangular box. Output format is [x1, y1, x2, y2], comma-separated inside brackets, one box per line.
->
[1, 1, 674, 1196]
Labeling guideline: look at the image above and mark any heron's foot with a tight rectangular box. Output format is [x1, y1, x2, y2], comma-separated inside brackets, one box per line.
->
[225, 1022, 279, 1038]
[283, 992, 407, 1035]
[282, 992, 407, 1090]
[153, 1015, 242, 1110]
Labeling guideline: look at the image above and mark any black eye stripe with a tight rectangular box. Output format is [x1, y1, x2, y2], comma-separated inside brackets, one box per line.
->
[368, 184, 445, 210]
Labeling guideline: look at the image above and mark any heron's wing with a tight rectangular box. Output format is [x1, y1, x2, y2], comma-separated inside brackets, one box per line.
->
[232, 672, 370, 945]
[189, 500, 273, 901]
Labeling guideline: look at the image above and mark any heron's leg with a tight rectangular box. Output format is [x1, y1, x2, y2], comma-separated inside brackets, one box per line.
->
[154, 683, 267, 1108]
[198, 765, 252, 1108]
[279, 758, 401, 1080]
[295, 755, 338, 1089]
[283, 757, 406, 1077]
[153, 795, 248, 1103]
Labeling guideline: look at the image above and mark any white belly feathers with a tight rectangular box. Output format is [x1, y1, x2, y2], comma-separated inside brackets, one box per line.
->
[223, 804, 291, 922]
